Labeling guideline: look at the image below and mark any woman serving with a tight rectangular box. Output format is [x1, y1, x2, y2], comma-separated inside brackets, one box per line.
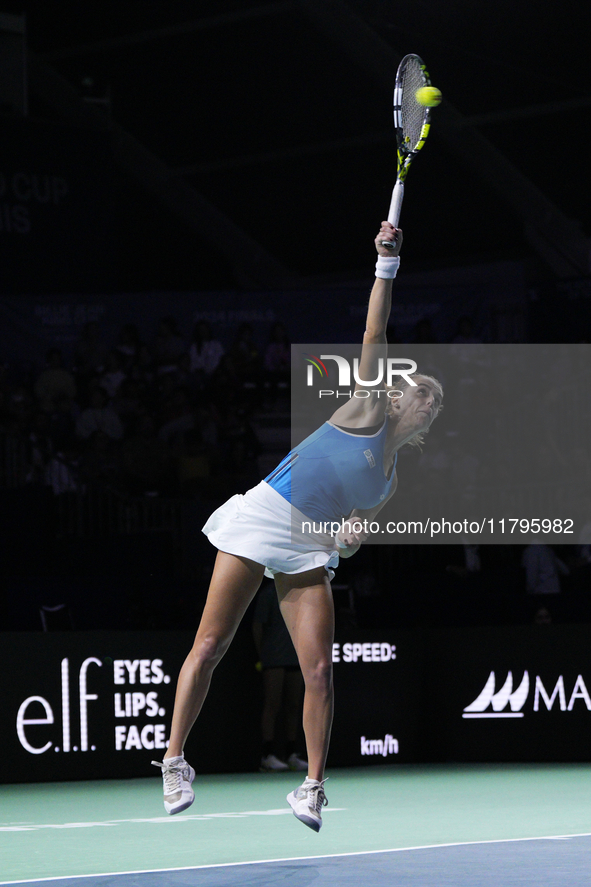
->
[153, 222, 443, 832]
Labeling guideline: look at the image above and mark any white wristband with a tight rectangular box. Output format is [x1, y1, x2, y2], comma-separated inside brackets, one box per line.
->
[375, 255, 400, 279]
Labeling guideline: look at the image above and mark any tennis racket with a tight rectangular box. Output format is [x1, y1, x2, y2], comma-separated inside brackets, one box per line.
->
[381, 54, 434, 249]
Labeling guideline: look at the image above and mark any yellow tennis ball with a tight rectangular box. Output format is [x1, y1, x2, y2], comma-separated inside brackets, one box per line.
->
[416, 86, 442, 107]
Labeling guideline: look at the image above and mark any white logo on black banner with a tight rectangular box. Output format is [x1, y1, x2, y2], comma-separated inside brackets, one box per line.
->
[361, 734, 398, 756]
[463, 670, 591, 718]
[463, 671, 529, 718]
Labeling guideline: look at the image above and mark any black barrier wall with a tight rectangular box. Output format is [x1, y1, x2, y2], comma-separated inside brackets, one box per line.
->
[2, 630, 260, 783]
[2, 626, 591, 784]
[428, 625, 591, 763]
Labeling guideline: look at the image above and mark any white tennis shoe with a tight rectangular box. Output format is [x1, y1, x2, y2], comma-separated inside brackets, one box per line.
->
[287, 777, 328, 832]
[260, 753, 290, 772]
[287, 752, 308, 772]
[152, 755, 195, 815]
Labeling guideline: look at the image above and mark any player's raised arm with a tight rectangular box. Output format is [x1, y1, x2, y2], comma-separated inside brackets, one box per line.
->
[363, 222, 402, 347]
[329, 222, 402, 429]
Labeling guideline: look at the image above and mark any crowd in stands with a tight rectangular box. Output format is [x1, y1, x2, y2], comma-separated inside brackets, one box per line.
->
[2, 310, 590, 630]
[1, 312, 497, 502]
[0, 317, 291, 503]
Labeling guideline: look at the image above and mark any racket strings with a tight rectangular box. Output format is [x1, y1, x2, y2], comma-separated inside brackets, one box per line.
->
[400, 60, 428, 151]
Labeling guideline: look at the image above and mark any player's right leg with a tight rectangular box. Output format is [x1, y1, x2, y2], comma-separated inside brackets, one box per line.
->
[153, 551, 265, 813]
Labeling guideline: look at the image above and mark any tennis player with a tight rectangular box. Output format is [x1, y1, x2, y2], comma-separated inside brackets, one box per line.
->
[153, 222, 443, 831]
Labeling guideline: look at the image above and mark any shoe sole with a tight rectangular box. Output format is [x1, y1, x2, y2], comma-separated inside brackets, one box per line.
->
[164, 790, 195, 815]
[286, 790, 322, 832]
[164, 766, 196, 815]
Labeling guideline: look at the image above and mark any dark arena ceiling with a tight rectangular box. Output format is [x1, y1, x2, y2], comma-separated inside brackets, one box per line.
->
[6, 0, 591, 290]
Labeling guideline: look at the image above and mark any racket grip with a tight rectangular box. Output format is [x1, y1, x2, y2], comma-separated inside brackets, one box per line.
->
[380, 181, 404, 249]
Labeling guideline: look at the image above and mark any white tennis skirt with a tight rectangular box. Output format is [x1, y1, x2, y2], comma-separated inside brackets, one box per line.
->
[202, 481, 339, 580]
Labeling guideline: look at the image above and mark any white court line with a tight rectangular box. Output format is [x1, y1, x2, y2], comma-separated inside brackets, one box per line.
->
[0, 809, 346, 832]
[1, 832, 591, 884]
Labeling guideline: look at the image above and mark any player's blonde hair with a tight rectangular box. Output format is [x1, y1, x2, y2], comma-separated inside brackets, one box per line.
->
[385, 373, 443, 449]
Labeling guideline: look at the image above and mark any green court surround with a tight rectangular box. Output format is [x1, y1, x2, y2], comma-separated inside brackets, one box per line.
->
[2, 764, 591, 883]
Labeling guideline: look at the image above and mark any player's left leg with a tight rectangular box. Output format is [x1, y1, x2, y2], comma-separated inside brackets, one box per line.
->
[153, 552, 264, 814]
[275, 566, 333, 830]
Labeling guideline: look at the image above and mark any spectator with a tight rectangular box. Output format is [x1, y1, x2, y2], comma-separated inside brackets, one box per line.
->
[217, 406, 261, 486]
[74, 321, 107, 377]
[47, 394, 77, 453]
[115, 323, 142, 372]
[120, 414, 173, 496]
[27, 410, 54, 484]
[522, 542, 569, 596]
[34, 349, 76, 414]
[153, 317, 185, 375]
[75, 388, 124, 441]
[130, 343, 156, 387]
[452, 316, 482, 344]
[176, 427, 211, 497]
[99, 350, 127, 399]
[5, 385, 34, 435]
[45, 450, 79, 495]
[78, 429, 121, 488]
[534, 606, 552, 624]
[446, 543, 481, 579]
[264, 322, 290, 375]
[189, 321, 224, 379]
[264, 322, 290, 403]
[153, 373, 178, 427]
[158, 388, 195, 444]
[111, 378, 145, 433]
[252, 582, 308, 773]
[230, 323, 261, 385]
[209, 354, 239, 409]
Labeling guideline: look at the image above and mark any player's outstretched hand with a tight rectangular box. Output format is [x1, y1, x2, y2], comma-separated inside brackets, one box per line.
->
[375, 222, 402, 258]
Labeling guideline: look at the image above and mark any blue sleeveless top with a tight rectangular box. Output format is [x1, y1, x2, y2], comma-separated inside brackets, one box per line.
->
[265, 421, 397, 523]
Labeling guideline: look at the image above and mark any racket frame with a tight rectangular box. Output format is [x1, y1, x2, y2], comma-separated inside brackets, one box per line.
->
[381, 54, 433, 248]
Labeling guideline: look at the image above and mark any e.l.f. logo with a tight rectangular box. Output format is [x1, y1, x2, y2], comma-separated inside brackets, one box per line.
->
[16, 657, 101, 754]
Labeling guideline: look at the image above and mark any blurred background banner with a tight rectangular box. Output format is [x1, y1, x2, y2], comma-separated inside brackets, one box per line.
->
[0, 118, 115, 293]
[3, 625, 591, 784]
[0, 259, 526, 374]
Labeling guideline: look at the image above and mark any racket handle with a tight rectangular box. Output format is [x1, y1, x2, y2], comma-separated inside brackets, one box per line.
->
[380, 180, 404, 249]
